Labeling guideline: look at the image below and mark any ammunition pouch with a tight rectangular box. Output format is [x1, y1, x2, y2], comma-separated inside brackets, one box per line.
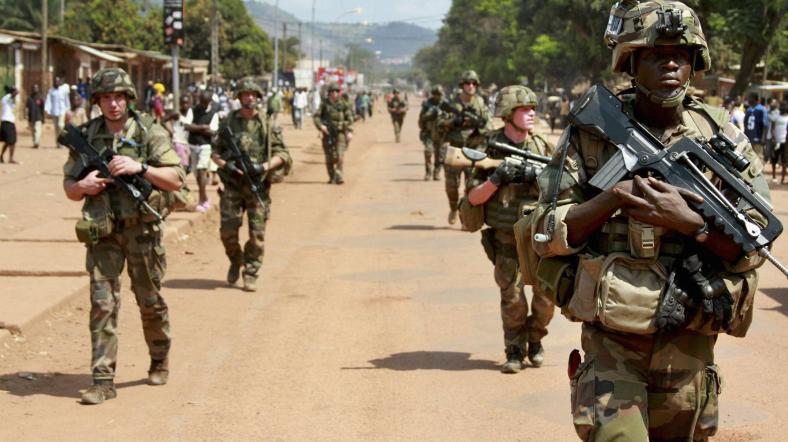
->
[567, 252, 668, 334]
[458, 196, 484, 233]
[75, 213, 114, 245]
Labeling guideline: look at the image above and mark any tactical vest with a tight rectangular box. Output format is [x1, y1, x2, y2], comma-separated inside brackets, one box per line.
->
[218, 110, 273, 192]
[419, 99, 441, 133]
[80, 112, 155, 223]
[319, 101, 351, 131]
[445, 94, 487, 148]
[483, 131, 550, 230]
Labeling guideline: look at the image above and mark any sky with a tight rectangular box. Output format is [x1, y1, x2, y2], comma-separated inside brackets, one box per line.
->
[252, 0, 452, 29]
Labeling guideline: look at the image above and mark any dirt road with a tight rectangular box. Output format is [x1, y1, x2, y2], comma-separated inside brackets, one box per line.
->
[1, 104, 787, 441]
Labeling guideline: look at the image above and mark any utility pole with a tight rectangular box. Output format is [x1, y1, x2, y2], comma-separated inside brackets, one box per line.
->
[211, 0, 219, 84]
[283, 22, 288, 75]
[273, 0, 280, 88]
[41, 0, 48, 92]
[311, 0, 316, 76]
[319, 39, 323, 69]
[298, 22, 302, 65]
[60, 0, 64, 24]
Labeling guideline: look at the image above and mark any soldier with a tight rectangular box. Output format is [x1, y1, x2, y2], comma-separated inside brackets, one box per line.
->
[62, 68, 185, 405]
[417, 85, 447, 181]
[387, 88, 408, 143]
[212, 80, 292, 292]
[465, 86, 555, 373]
[527, 2, 770, 439]
[314, 82, 354, 184]
[438, 70, 491, 224]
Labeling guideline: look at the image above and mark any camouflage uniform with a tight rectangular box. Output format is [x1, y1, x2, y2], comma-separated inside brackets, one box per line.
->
[418, 86, 446, 180]
[470, 128, 555, 356]
[530, 3, 769, 439]
[388, 92, 408, 143]
[214, 108, 291, 287]
[438, 71, 492, 221]
[314, 86, 354, 183]
[62, 68, 186, 384]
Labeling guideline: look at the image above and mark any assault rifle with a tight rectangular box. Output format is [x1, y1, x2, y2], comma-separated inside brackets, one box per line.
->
[320, 117, 338, 148]
[58, 124, 161, 221]
[568, 84, 787, 277]
[218, 126, 266, 206]
[439, 101, 486, 130]
[445, 142, 551, 182]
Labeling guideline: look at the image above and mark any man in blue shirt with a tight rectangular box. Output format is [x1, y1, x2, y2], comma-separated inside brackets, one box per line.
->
[744, 92, 768, 159]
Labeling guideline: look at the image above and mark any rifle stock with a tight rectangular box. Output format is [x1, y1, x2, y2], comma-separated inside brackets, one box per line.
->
[445, 146, 502, 169]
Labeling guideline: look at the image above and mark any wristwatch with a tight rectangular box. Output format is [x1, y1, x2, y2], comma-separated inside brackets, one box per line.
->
[139, 162, 149, 176]
[693, 220, 709, 243]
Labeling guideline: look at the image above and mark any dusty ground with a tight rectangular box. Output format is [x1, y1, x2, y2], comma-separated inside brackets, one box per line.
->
[0, 104, 787, 441]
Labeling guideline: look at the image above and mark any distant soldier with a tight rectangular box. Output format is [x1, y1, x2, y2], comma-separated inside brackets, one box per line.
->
[418, 85, 447, 180]
[465, 86, 555, 372]
[387, 89, 408, 143]
[62, 68, 185, 405]
[314, 82, 354, 184]
[212, 80, 292, 292]
[438, 70, 491, 224]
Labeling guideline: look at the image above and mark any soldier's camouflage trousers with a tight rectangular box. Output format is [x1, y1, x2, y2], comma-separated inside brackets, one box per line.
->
[86, 222, 170, 381]
[422, 136, 446, 176]
[571, 323, 720, 442]
[486, 228, 554, 351]
[391, 115, 404, 142]
[444, 165, 471, 210]
[220, 185, 270, 279]
[322, 132, 348, 181]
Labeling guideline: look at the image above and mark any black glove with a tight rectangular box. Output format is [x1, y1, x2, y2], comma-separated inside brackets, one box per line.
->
[222, 161, 243, 177]
[656, 271, 697, 332]
[520, 164, 539, 183]
[451, 115, 464, 127]
[250, 162, 267, 177]
[489, 162, 518, 186]
[683, 255, 733, 331]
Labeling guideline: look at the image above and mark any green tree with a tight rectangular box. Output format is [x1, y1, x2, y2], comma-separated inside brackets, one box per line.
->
[58, 0, 156, 48]
[183, 0, 273, 79]
[0, 0, 59, 32]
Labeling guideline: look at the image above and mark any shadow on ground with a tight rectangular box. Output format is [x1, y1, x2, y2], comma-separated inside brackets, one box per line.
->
[0, 372, 146, 400]
[284, 180, 330, 185]
[342, 351, 499, 371]
[760, 288, 788, 317]
[390, 178, 430, 182]
[386, 225, 454, 231]
[163, 278, 227, 290]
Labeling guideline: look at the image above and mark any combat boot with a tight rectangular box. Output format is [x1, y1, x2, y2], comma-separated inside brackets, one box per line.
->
[227, 262, 241, 285]
[448, 209, 458, 225]
[242, 274, 257, 292]
[527, 341, 545, 367]
[148, 358, 169, 386]
[433, 168, 441, 181]
[80, 381, 117, 405]
[501, 347, 525, 374]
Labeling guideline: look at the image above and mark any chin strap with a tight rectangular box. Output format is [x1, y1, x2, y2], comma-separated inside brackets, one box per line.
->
[633, 78, 690, 108]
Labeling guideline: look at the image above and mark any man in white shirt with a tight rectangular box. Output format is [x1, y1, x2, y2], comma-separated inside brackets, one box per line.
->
[292, 88, 308, 129]
[44, 77, 71, 148]
[0, 86, 18, 163]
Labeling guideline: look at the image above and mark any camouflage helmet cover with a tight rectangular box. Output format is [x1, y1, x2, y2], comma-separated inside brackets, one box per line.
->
[459, 70, 480, 85]
[90, 68, 137, 102]
[327, 82, 341, 92]
[607, 0, 710, 74]
[494, 85, 538, 118]
[430, 85, 444, 96]
[235, 80, 264, 99]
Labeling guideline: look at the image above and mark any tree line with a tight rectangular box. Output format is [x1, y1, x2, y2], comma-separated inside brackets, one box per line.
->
[414, 0, 787, 98]
[0, 0, 303, 80]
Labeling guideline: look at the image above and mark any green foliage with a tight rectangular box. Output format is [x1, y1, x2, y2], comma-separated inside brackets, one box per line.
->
[416, 0, 787, 93]
[184, 0, 273, 79]
[0, 0, 57, 31]
[58, 0, 159, 49]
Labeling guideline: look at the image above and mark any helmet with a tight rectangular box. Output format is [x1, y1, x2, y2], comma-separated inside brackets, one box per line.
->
[494, 85, 538, 118]
[458, 70, 480, 85]
[392, 88, 400, 94]
[430, 85, 444, 96]
[327, 82, 341, 92]
[90, 68, 137, 102]
[235, 80, 264, 99]
[607, 0, 710, 74]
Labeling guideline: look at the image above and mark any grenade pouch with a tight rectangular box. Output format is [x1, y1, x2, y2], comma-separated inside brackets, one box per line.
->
[75, 213, 114, 245]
